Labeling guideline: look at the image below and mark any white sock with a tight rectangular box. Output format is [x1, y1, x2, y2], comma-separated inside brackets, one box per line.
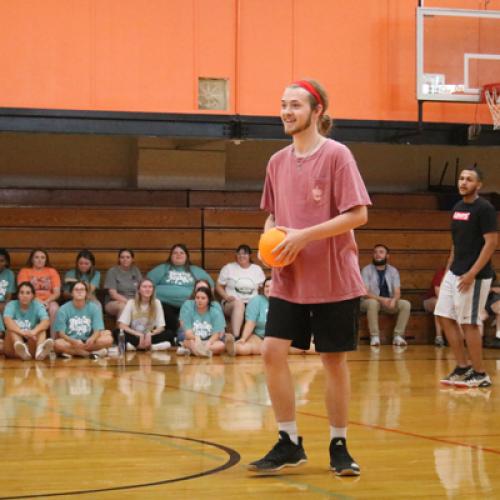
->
[330, 426, 347, 440]
[496, 331, 500, 339]
[278, 421, 298, 445]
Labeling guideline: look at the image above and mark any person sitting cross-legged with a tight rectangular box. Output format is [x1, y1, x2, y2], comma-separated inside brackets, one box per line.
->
[54, 280, 113, 359]
[3, 281, 53, 361]
[178, 286, 226, 357]
[360, 244, 411, 346]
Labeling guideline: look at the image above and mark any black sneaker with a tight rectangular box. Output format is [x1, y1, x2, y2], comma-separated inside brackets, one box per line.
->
[248, 431, 307, 472]
[329, 437, 360, 476]
[454, 370, 492, 388]
[440, 366, 472, 386]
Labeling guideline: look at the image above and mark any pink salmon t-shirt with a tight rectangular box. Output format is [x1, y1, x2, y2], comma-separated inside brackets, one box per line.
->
[260, 139, 371, 304]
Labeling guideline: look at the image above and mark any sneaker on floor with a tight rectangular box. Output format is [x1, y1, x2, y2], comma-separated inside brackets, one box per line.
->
[248, 431, 307, 472]
[151, 341, 171, 351]
[393, 335, 407, 346]
[60, 352, 73, 360]
[107, 346, 119, 357]
[434, 336, 445, 347]
[440, 366, 472, 386]
[35, 339, 54, 361]
[126, 342, 136, 352]
[14, 341, 32, 361]
[176, 346, 191, 356]
[454, 370, 492, 388]
[370, 336, 380, 347]
[192, 337, 212, 358]
[329, 437, 361, 476]
[91, 348, 108, 359]
[225, 333, 236, 356]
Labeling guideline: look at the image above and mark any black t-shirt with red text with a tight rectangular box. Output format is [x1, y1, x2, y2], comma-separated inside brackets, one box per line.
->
[450, 197, 497, 279]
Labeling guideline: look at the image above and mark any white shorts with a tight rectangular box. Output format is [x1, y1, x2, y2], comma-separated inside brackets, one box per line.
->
[434, 270, 492, 325]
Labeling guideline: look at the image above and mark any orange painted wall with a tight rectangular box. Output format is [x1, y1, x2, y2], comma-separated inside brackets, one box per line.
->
[0, 0, 499, 124]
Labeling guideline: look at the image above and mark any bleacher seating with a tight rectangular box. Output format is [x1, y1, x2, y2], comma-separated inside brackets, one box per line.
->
[1, 188, 499, 344]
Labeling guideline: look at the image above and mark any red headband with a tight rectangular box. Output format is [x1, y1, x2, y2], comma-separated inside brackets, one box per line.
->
[292, 80, 324, 109]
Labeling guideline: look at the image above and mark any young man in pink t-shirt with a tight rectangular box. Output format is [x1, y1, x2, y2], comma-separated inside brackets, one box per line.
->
[248, 80, 371, 476]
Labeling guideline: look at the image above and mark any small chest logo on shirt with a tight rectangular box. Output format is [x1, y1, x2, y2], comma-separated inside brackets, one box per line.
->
[453, 211, 470, 221]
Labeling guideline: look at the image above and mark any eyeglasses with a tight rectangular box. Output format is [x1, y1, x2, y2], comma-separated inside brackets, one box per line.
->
[73, 287, 87, 292]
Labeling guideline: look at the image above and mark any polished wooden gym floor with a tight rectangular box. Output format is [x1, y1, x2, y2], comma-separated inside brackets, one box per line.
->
[1, 345, 499, 499]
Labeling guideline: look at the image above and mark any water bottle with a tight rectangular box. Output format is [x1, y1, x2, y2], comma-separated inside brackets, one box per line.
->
[118, 329, 126, 357]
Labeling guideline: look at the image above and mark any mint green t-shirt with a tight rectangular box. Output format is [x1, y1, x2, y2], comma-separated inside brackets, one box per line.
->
[0, 268, 16, 302]
[55, 301, 104, 340]
[147, 264, 214, 308]
[4, 299, 49, 331]
[245, 295, 269, 338]
[63, 269, 101, 294]
[179, 302, 225, 340]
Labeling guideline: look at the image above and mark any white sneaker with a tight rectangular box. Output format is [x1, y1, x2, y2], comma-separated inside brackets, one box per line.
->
[14, 341, 32, 360]
[35, 339, 54, 361]
[224, 334, 236, 356]
[393, 335, 407, 346]
[192, 337, 212, 358]
[151, 341, 171, 351]
[126, 342, 136, 351]
[91, 348, 108, 358]
[176, 346, 191, 356]
[370, 336, 380, 347]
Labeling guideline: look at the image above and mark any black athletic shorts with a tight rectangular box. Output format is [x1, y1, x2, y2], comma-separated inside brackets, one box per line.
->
[265, 296, 360, 353]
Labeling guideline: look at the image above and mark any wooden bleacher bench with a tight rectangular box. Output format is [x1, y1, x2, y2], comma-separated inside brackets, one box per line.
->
[1, 189, 498, 345]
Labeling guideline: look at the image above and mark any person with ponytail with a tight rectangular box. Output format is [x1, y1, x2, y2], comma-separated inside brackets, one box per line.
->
[249, 79, 371, 476]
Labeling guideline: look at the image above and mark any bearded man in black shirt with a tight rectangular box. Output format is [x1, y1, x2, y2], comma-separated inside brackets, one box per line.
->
[435, 168, 497, 388]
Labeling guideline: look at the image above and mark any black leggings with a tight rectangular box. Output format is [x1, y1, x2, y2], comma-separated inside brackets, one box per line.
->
[161, 303, 181, 343]
[112, 329, 171, 348]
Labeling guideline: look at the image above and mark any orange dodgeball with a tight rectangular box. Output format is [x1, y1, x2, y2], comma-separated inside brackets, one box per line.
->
[258, 228, 295, 268]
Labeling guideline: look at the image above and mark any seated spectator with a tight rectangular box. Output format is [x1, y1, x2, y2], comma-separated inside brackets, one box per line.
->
[215, 244, 265, 338]
[54, 280, 112, 359]
[0, 248, 15, 314]
[225, 277, 271, 356]
[361, 244, 411, 347]
[176, 278, 223, 351]
[104, 249, 142, 319]
[422, 267, 446, 346]
[482, 280, 500, 349]
[147, 243, 213, 344]
[3, 281, 53, 361]
[117, 278, 170, 352]
[179, 286, 226, 357]
[63, 249, 101, 305]
[17, 249, 61, 337]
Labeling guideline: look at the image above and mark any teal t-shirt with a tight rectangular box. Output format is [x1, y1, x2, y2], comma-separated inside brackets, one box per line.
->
[0, 313, 4, 332]
[245, 294, 269, 338]
[55, 301, 104, 340]
[147, 264, 214, 308]
[0, 268, 16, 302]
[4, 299, 49, 331]
[63, 269, 101, 294]
[179, 301, 225, 340]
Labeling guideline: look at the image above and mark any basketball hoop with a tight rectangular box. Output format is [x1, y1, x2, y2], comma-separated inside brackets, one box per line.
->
[482, 83, 500, 130]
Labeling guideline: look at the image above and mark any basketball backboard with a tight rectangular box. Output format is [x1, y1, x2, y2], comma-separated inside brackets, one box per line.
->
[417, 7, 500, 102]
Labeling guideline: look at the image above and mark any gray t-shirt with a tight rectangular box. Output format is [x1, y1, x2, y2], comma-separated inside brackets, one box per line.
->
[104, 265, 142, 300]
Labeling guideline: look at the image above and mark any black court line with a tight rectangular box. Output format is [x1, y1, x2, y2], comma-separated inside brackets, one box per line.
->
[0, 426, 240, 499]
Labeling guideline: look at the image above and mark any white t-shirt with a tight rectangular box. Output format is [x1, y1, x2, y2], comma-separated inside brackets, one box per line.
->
[118, 298, 165, 333]
[218, 262, 265, 303]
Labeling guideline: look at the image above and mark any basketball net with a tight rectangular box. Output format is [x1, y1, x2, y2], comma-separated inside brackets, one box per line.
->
[483, 83, 500, 131]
